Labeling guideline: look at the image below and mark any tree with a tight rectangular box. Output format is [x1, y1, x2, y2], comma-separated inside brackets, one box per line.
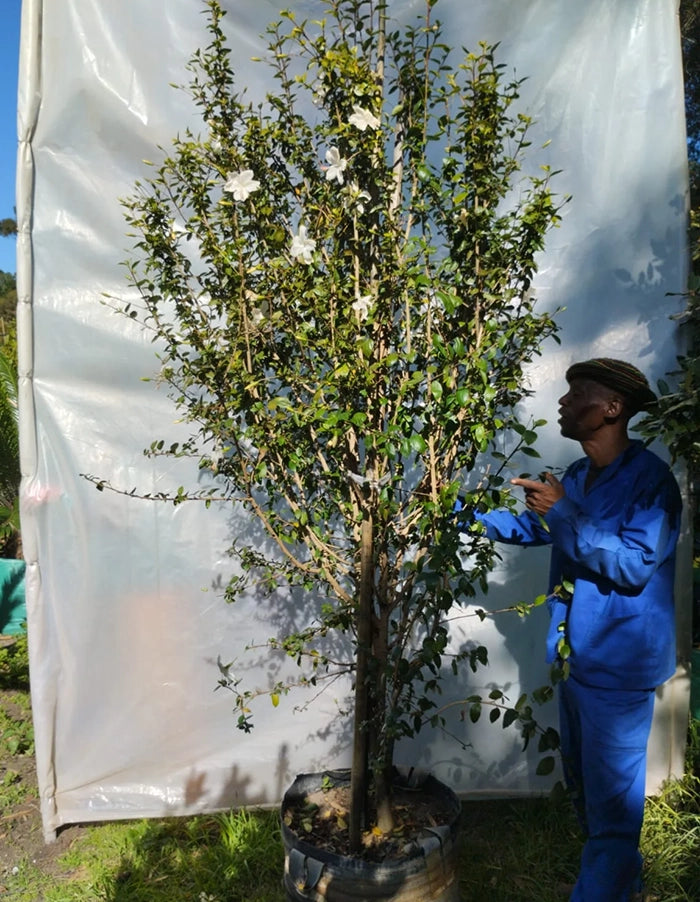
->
[0, 271, 17, 358]
[0, 215, 17, 354]
[0, 218, 17, 238]
[641, 0, 700, 644]
[98, 0, 565, 851]
[644, 7, 700, 471]
[681, 0, 700, 205]
[0, 225, 19, 553]
[0, 347, 20, 558]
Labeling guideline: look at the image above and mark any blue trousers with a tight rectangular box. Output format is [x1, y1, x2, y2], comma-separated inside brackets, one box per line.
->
[558, 675, 655, 902]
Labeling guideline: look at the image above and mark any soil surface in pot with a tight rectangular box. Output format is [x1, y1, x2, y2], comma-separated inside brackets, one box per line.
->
[282, 782, 457, 863]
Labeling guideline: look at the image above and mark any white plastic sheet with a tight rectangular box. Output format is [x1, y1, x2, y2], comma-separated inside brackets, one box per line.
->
[16, 0, 691, 839]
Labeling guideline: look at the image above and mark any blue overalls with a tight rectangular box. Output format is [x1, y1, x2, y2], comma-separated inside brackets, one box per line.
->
[474, 441, 682, 901]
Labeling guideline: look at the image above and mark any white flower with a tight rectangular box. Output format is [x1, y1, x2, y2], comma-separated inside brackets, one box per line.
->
[324, 146, 348, 184]
[223, 169, 260, 202]
[348, 105, 380, 132]
[348, 181, 371, 214]
[290, 225, 316, 264]
[423, 290, 439, 311]
[352, 293, 373, 321]
[313, 72, 327, 106]
[169, 219, 189, 241]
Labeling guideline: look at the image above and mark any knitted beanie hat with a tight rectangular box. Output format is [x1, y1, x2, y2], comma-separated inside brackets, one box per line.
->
[565, 358, 657, 414]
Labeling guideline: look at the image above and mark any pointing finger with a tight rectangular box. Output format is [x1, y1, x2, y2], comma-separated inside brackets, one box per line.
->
[511, 478, 542, 490]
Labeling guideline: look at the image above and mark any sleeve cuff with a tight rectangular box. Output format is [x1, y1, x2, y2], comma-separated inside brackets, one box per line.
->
[545, 494, 579, 529]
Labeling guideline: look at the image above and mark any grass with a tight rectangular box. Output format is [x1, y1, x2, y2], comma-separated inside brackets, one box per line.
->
[0, 632, 30, 691]
[0, 765, 30, 810]
[639, 719, 700, 901]
[7, 814, 287, 902]
[1, 635, 699, 901]
[0, 634, 33, 816]
[78, 811, 287, 902]
[0, 690, 33, 758]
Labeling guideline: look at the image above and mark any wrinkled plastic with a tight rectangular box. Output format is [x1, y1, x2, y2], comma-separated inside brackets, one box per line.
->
[16, 0, 691, 839]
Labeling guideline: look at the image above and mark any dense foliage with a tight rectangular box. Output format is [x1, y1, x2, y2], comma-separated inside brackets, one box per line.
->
[0, 347, 20, 558]
[0, 269, 17, 362]
[641, 2, 700, 646]
[642, 1, 700, 471]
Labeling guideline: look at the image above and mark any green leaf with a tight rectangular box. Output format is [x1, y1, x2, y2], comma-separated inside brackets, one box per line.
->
[430, 380, 443, 401]
[503, 709, 519, 729]
[557, 641, 571, 660]
[409, 434, 428, 454]
[536, 755, 556, 776]
[472, 424, 487, 444]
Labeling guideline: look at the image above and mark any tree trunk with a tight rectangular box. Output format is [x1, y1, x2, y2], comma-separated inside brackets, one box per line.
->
[349, 510, 373, 853]
[372, 554, 394, 834]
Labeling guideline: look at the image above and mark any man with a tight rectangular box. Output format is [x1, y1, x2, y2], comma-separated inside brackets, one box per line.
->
[466, 358, 682, 902]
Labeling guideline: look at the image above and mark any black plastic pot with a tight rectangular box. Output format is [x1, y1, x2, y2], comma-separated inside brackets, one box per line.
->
[280, 768, 462, 901]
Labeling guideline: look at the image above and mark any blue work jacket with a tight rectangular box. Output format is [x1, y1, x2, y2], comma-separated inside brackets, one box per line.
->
[475, 441, 682, 690]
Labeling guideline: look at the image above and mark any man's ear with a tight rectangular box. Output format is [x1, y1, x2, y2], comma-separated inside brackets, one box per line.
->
[604, 396, 625, 419]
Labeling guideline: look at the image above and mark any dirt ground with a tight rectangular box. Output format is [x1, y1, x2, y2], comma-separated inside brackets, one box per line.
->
[0, 688, 89, 892]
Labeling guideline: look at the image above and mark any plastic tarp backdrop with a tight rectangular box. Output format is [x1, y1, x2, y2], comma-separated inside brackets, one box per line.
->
[16, 0, 691, 838]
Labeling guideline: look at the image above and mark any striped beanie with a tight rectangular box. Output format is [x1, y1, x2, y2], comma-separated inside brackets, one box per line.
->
[565, 358, 657, 414]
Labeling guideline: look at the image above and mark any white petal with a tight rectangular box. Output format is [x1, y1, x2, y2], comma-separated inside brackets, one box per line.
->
[223, 169, 260, 201]
[348, 105, 380, 131]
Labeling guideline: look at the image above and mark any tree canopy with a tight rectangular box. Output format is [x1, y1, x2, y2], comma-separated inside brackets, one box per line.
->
[0, 218, 17, 238]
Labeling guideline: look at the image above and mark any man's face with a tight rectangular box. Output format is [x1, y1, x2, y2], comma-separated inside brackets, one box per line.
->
[557, 378, 619, 440]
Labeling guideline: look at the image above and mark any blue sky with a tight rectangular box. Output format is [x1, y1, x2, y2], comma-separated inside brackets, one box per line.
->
[0, 0, 20, 275]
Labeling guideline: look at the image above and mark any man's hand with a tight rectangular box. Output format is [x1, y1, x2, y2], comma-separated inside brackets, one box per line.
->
[510, 473, 565, 516]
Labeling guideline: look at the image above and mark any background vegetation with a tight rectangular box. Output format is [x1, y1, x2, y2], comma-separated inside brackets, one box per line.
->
[0, 216, 16, 359]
